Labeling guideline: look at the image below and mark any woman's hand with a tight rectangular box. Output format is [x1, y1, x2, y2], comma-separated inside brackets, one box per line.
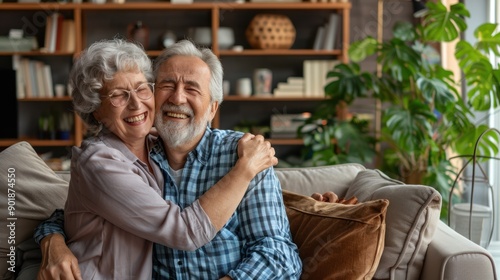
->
[236, 133, 278, 180]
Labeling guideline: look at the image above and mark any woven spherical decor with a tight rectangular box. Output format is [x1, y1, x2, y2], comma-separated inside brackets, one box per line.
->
[245, 14, 296, 50]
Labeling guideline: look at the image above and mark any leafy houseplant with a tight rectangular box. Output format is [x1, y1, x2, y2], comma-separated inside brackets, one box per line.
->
[303, 2, 500, 216]
[297, 94, 376, 167]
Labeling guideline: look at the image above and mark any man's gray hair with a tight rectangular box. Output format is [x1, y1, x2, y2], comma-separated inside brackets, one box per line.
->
[153, 39, 224, 105]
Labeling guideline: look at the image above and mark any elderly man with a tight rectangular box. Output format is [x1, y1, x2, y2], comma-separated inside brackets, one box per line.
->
[35, 39, 302, 280]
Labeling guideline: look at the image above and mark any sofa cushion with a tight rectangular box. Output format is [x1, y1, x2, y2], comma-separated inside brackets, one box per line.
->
[283, 190, 388, 280]
[345, 169, 442, 280]
[276, 163, 366, 198]
[0, 142, 69, 279]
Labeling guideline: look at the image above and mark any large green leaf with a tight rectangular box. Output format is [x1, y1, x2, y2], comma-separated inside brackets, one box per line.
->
[474, 23, 500, 56]
[456, 41, 485, 72]
[383, 100, 436, 153]
[393, 22, 416, 41]
[456, 40, 500, 110]
[423, 2, 469, 42]
[454, 125, 500, 157]
[379, 38, 421, 82]
[416, 75, 455, 107]
[348, 37, 378, 63]
[324, 63, 371, 104]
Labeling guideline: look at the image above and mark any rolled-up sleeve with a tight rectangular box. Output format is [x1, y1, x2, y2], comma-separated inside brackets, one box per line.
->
[66, 143, 217, 251]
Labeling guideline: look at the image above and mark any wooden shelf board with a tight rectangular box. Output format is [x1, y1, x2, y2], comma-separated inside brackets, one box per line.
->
[223, 96, 325, 101]
[0, 2, 351, 10]
[268, 138, 304, 145]
[18, 97, 73, 102]
[219, 49, 342, 56]
[0, 51, 74, 56]
[0, 138, 75, 147]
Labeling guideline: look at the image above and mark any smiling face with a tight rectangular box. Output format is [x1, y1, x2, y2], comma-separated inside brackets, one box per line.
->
[93, 71, 155, 147]
[154, 55, 218, 148]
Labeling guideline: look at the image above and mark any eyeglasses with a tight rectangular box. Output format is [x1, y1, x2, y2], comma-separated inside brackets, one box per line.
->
[105, 82, 155, 107]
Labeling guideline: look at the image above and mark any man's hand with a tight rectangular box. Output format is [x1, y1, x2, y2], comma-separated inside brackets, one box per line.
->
[311, 191, 339, 203]
[37, 234, 82, 280]
[311, 192, 358, 204]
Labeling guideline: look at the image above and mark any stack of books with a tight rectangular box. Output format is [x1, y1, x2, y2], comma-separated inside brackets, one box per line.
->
[43, 12, 75, 53]
[313, 13, 341, 51]
[303, 60, 339, 97]
[16, 57, 54, 99]
[273, 77, 304, 97]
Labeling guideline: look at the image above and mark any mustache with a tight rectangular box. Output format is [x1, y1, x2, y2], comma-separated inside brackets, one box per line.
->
[160, 104, 193, 116]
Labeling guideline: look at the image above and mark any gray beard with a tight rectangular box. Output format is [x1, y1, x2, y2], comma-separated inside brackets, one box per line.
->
[155, 105, 211, 148]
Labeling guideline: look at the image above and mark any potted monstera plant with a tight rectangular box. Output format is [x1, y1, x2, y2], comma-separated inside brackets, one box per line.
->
[302, 2, 500, 216]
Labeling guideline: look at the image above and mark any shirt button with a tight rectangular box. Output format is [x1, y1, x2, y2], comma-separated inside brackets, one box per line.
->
[177, 261, 182, 265]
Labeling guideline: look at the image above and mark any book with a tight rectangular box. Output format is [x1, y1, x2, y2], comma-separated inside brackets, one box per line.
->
[0, 37, 38, 52]
[303, 60, 313, 97]
[287, 77, 304, 85]
[43, 64, 54, 97]
[35, 61, 47, 97]
[312, 25, 326, 50]
[277, 82, 304, 92]
[46, 13, 63, 52]
[60, 19, 76, 52]
[54, 13, 64, 52]
[12, 55, 25, 99]
[323, 13, 339, 50]
[20, 58, 32, 98]
[303, 60, 339, 97]
[273, 89, 304, 97]
[28, 60, 39, 97]
[43, 16, 53, 52]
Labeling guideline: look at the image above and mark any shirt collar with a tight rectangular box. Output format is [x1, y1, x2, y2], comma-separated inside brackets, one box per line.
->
[150, 126, 213, 167]
[97, 128, 157, 163]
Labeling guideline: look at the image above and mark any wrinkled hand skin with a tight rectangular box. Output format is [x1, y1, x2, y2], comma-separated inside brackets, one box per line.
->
[37, 234, 82, 280]
[311, 192, 358, 204]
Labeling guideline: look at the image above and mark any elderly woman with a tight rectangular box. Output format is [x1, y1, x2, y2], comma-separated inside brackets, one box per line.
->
[38, 38, 277, 279]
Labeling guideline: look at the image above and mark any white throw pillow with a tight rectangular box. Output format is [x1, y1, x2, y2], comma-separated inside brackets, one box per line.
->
[345, 169, 442, 280]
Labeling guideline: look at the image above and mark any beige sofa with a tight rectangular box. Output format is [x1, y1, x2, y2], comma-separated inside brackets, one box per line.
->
[276, 164, 498, 280]
[0, 142, 497, 279]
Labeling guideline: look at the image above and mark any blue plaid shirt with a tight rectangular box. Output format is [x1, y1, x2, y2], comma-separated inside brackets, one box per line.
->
[34, 128, 302, 279]
[150, 128, 301, 279]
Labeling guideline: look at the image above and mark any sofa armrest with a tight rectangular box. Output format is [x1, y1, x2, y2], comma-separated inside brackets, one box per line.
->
[420, 221, 497, 280]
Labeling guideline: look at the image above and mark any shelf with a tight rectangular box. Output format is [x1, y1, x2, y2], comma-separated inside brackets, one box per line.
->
[0, 3, 77, 10]
[18, 97, 72, 102]
[218, 49, 342, 56]
[0, 2, 350, 10]
[268, 138, 304, 145]
[0, 51, 74, 56]
[223, 96, 326, 101]
[1, 1, 349, 156]
[0, 138, 75, 147]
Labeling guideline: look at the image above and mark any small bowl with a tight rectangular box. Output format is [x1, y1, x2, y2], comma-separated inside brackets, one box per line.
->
[188, 27, 234, 49]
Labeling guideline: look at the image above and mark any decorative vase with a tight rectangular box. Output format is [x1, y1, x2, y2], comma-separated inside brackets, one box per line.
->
[127, 21, 149, 50]
[245, 14, 296, 50]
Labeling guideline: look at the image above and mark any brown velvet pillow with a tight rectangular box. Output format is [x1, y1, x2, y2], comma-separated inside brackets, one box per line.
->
[283, 190, 388, 280]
